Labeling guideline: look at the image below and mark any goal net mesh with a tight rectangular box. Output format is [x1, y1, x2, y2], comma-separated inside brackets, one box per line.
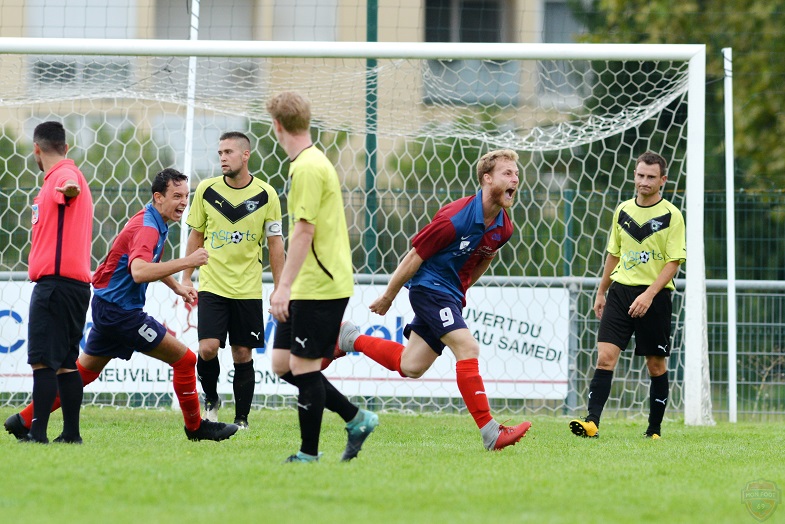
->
[0, 47, 695, 421]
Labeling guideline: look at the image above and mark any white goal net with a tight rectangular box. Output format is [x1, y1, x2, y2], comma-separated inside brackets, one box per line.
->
[0, 39, 711, 424]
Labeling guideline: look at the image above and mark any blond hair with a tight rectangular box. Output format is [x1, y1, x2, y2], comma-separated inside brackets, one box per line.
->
[266, 92, 311, 134]
[477, 149, 519, 186]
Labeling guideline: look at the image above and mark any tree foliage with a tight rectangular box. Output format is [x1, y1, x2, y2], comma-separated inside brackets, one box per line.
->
[0, 127, 36, 271]
[569, 0, 785, 190]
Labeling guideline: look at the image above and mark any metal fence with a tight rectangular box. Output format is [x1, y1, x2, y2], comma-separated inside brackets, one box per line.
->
[702, 191, 785, 420]
[706, 284, 785, 421]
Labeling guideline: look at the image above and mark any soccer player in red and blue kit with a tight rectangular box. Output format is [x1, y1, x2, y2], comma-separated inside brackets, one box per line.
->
[6, 169, 239, 442]
[336, 149, 532, 451]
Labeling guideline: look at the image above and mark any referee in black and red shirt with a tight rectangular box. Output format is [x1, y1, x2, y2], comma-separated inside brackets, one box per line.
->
[23, 121, 93, 444]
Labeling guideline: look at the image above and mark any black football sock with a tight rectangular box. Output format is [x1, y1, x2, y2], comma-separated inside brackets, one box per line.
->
[587, 368, 614, 426]
[293, 371, 325, 456]
[320, 374, 359, 423]
[197, 354, 220, 401]
[281, 371, 358, 422]
[280, 371, 296, 386]
[648, 372, 669, 434]
[57, 370, 84, 439]
[30, 367, 58, 441]
[232, 360, 255, 420]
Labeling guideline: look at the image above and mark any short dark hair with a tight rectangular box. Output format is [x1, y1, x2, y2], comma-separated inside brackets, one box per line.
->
[219, 131, 251, 151]
[33, 121, 67, 155]
[152, 168, 188, 196]
[636, 151, 667, 177]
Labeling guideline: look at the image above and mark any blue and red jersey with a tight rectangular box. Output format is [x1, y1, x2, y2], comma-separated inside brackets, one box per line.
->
[92, 203, 168, 310]
[408, 190, 513, 305]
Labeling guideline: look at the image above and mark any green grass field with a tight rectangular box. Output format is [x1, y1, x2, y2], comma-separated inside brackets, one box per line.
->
[1, 406, 782, 524]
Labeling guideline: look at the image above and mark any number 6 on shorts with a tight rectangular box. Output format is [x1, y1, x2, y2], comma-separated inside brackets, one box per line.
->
[138, 323, 157, 342]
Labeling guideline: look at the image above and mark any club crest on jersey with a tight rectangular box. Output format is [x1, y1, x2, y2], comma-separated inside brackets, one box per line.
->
[650, 219, 663, 232]
[245, 200, 259, 212]
[31, 204, 39, 225]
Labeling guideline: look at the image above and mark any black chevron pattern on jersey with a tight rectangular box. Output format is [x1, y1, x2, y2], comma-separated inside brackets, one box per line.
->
[204, 186, 269, 224]
[618, 209, 672, 243]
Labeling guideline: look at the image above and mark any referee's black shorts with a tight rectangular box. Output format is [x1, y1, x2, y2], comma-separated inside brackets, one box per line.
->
[27, 276, 90, 370]
[597, 282, 673, 356]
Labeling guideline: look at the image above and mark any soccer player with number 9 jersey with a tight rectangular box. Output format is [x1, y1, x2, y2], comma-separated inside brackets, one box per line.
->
[337, 149, 532, 451]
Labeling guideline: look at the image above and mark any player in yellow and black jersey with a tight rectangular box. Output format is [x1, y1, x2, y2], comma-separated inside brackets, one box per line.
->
[267, 91, 378, 463]
[570, 151, 686, 440]
[182, 132, 285, 429]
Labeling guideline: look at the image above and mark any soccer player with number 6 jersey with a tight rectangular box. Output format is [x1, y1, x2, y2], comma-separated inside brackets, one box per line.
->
[5, 169, 239, 443]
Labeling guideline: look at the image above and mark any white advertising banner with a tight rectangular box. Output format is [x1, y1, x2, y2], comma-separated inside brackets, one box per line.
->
[0, 281, 570, 400]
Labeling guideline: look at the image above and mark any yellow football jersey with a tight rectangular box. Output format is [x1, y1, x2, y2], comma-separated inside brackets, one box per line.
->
[187, 175, 282, 299]
[287, 146, 354, 300]
[606, 197, 686, 290]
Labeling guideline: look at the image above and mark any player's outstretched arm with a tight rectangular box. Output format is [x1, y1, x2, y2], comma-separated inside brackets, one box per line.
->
[55, 179, 81, 198]
[130, 247, 209, 284]
[370, 248, 423, 316]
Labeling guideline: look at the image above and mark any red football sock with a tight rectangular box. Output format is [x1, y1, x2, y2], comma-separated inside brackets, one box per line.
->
[171, 350, 201, 431]
[355, 335, 405, 377]
[455, 358, 493, 429]
[19, 359, 101, 428]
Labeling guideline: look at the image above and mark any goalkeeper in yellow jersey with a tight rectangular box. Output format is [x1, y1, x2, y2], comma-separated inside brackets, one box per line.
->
[570, 151, 686, 440]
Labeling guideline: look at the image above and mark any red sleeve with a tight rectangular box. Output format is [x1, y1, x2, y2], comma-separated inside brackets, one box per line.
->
[128, 226, 160, 266]
[411, 211, 456, 261]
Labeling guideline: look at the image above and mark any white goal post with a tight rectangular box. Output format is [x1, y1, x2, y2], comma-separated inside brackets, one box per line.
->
[0, 38, 711, 424]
